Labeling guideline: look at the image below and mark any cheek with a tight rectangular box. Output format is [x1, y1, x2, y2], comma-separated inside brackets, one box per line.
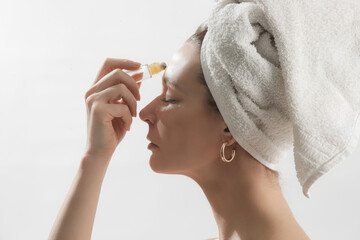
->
[152, 104, 220, 171]
[189, 113, 221, 156]
[157, 107, 191, 152]
[157, 105, 220, 159]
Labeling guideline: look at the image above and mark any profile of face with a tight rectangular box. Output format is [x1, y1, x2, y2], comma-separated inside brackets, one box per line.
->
[139, 41, 231, 177]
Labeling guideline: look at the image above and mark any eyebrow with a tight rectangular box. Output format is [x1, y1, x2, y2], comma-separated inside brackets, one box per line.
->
[162, 75, 185, 93]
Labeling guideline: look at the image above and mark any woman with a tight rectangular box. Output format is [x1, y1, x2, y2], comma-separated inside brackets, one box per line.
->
[48, 26, 310, 240]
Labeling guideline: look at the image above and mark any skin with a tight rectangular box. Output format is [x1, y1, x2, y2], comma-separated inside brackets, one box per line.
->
[48, 42, 310, 240]
[139, 41, 310, 240]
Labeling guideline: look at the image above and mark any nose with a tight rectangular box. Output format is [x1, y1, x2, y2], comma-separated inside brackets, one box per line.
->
[139, 99, 156, 125]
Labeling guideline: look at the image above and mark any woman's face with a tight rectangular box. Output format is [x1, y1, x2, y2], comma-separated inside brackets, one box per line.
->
[139, 41, 228, 175]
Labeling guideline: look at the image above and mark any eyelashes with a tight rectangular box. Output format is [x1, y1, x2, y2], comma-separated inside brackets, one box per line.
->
[160, 98, 175, 103]
[159, 87, 176, 103]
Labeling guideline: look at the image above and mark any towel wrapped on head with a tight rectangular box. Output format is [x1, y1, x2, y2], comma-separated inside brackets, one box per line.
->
[200, 0, 360, 198]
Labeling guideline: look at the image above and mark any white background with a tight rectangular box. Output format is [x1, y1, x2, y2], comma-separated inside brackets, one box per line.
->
[0, 0, 359, 239]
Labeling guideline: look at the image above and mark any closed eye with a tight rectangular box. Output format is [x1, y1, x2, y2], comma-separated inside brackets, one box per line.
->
[160, 98, 175, 103]
[160, 87, 176, 103]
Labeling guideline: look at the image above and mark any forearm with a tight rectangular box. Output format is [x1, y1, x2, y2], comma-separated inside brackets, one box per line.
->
[48, 155, 110, 240]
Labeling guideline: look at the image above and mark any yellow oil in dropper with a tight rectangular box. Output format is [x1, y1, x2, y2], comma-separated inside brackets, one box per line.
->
[122, 62, 167, 83]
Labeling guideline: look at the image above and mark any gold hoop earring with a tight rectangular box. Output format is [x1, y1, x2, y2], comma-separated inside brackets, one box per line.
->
[220, 142, 235, 163]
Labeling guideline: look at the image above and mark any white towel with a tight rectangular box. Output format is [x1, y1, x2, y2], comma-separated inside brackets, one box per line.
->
[200, 0, 360, 198]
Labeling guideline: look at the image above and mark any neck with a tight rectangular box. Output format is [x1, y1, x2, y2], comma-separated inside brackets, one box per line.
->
[185, 146, 306, 240]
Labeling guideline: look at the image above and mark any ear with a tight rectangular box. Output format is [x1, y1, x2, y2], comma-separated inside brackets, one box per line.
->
[222, 125, 236, 146]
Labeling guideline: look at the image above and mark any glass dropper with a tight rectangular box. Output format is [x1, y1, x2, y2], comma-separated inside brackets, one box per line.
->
[122, 62, 167, 83]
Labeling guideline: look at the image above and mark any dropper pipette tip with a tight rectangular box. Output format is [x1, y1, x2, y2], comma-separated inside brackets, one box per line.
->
[160, 62, 167, 70]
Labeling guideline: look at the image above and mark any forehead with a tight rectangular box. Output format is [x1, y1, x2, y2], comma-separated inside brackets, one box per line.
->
[163, 42, 200, 93]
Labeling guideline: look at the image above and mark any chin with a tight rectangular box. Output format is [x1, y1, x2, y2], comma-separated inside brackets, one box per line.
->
[148, 155, 166, 173]
[148, 155, 182, 175]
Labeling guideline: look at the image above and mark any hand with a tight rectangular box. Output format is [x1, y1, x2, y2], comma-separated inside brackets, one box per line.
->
[83, 58, 143, 161]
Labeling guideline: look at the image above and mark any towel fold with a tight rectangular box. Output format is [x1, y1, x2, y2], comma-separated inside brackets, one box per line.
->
[200, 0, 360, 197]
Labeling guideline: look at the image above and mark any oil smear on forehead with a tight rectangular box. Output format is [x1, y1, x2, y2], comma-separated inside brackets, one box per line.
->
[122, 62, 167, 83]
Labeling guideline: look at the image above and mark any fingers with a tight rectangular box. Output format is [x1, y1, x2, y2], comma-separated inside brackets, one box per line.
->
[131, 72, 144, 83]
[104, 103, 133, 131]
[93, 58, 141, 85]
[91, 101, 133, 131]
[85, 68, 141, 102]
[98, 83, 138, 117]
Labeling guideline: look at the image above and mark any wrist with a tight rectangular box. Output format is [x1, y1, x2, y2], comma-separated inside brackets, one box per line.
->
[80, 154, 110, 173]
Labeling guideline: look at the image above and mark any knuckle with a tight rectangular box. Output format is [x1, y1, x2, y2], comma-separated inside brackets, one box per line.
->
[121, 83, 127, 89]
[115, 68, 123, 77]
[104, 57, 112, 64]
[84, 85, 97, 100]
[117, 83, 126, 91]
[103, 58, 116, 71]
[84, 89, 92, 101]
[91, 101, 104, 115]
[85, 93, 97, 105]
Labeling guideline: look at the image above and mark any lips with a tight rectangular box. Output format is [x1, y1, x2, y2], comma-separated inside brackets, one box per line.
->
[146, 136, 159, 147]
[150, 142, 158, 147]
